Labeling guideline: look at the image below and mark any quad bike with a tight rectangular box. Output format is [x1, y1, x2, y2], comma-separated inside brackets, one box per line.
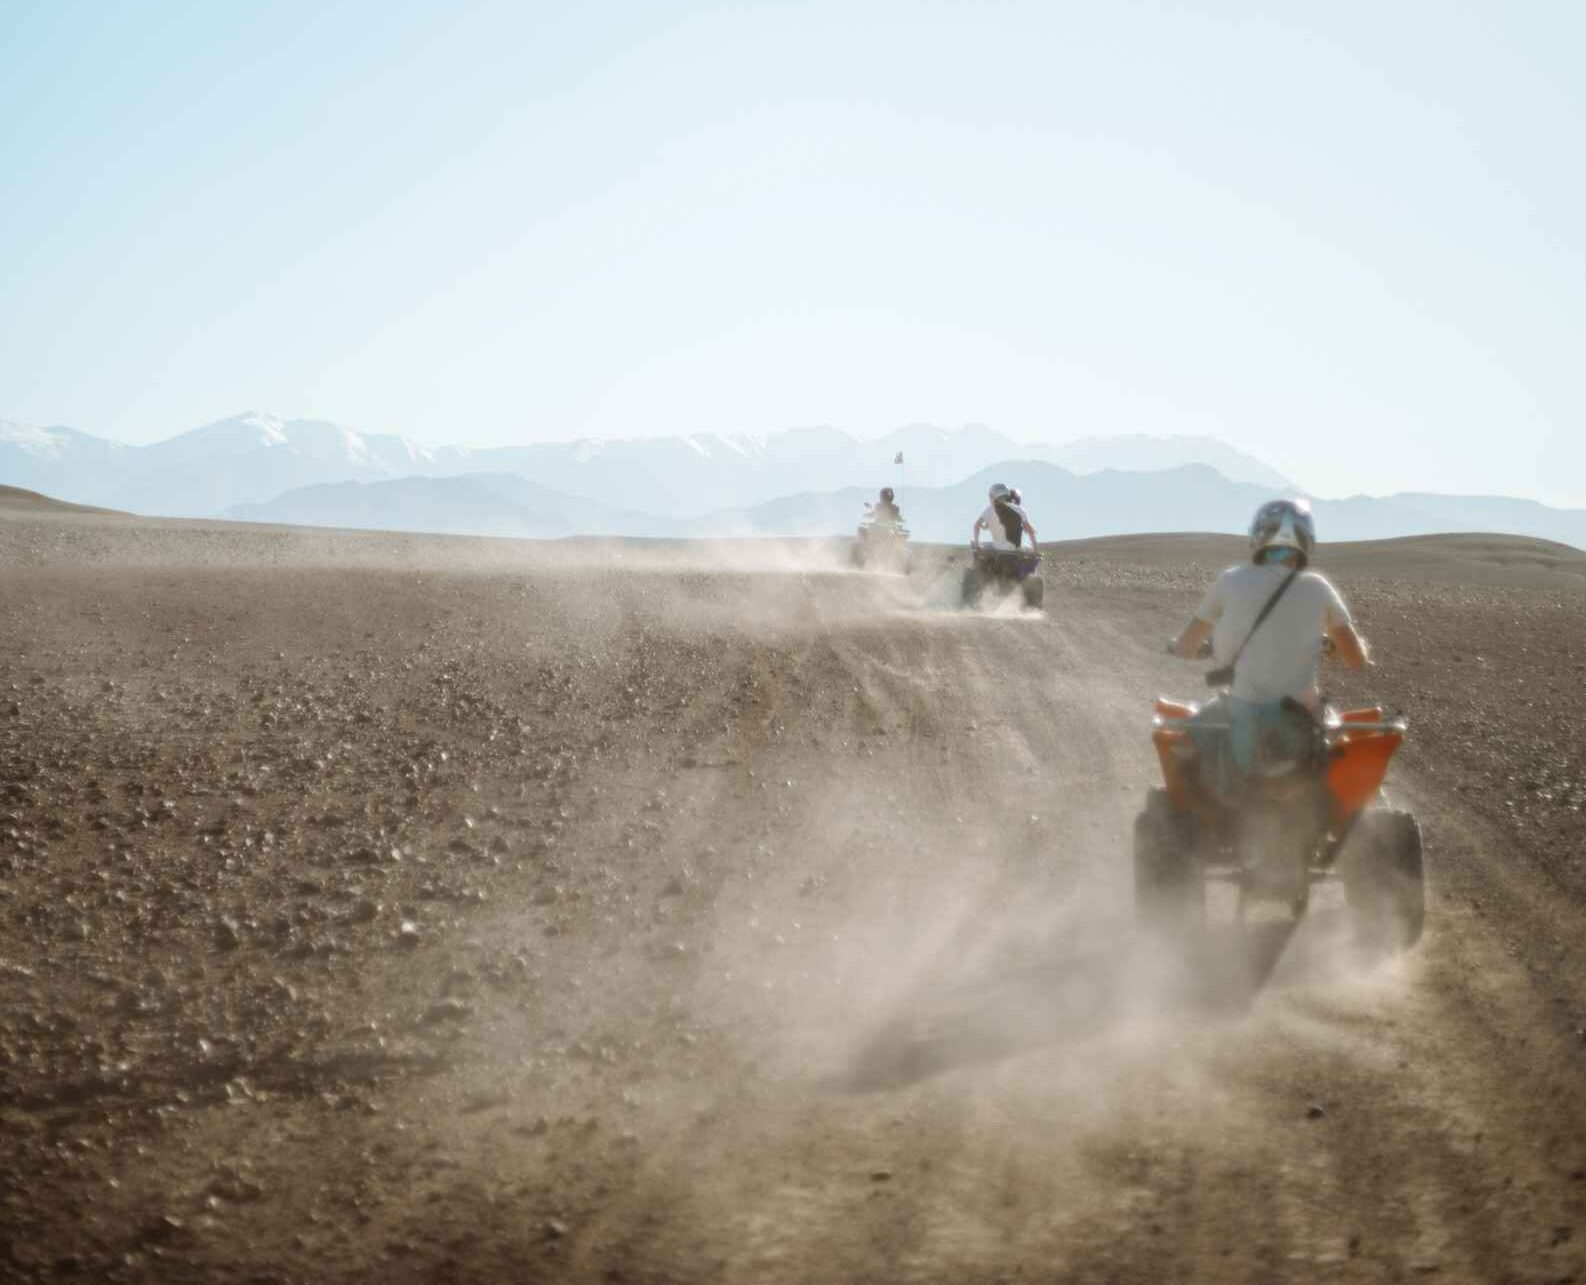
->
[1135, 658, 1423, 951]
[961, 546, 1044, 609]
[851, 516, 914, 574]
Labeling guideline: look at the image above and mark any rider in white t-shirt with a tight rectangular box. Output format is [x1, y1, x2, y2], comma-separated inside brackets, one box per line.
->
[1168, 499, 1369, 794]
[972, 483, 1039, 552]
[1191, 563, 1353, 709]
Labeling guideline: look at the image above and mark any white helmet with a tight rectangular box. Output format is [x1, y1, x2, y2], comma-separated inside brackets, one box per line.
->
[988, 482, 1010, 502]
[1249, 498, 1315, 566]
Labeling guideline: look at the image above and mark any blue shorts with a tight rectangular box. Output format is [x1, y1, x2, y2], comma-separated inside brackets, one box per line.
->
[1187, 695, 1319, 802]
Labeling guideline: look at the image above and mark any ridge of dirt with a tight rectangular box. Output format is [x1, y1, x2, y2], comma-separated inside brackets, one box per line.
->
[0, 485, 123, 517]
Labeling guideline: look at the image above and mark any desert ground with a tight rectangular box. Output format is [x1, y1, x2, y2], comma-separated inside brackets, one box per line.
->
[3, 488, 1586, 1283]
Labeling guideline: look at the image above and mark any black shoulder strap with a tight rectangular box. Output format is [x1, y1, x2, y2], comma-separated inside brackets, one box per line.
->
[1229, 567, 1301, 670]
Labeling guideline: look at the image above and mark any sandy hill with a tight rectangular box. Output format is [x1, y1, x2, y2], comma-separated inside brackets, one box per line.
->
[1041, 530, 1586, 590]
[0, 484, 121, 516]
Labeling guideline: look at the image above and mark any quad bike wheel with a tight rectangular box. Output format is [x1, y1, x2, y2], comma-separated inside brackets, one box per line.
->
[1021, 575, 1045, 609]
[1342, 809, 1424, 951]
[960, 565, 984, 606]
[1133, 788, 1203, 935]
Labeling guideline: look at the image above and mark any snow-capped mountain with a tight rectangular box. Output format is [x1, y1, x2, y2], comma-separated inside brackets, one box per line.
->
[0, 411, 1299, 519]
[446, 424, 876, 516]
[111, 413, 475, 515]
[18, 408, 1570, 548]
[0, 413, 477, 516]
[0, 419, 130, 499]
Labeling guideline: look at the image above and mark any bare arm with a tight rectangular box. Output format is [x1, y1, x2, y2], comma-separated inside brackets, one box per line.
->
[1329, 620, 1370, 668]
[1024, 519, 1039, 553]
[1169, 617, 1214, 659]
[971, 517, 983, 549]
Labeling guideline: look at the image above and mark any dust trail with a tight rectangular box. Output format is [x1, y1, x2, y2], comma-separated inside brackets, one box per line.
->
[645, 569, 1404, 1123]
[812, 862, 1408, 1095]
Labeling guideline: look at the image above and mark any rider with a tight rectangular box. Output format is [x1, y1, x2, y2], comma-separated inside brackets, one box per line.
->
[870, 486, 903, 527]
[972, 482, 1039, 553]
[1168, 499, 1369, 796]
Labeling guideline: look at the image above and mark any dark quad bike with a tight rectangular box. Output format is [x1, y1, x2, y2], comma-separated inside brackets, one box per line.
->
[961, 547, 1044, 609]
[851, 519, 914, 574]
[1135, 696, 1423, 950]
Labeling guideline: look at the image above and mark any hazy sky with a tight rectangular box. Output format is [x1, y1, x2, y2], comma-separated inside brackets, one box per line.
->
[3, 1, 1583, 502]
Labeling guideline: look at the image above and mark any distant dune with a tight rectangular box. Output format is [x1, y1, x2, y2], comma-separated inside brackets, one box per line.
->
[1042, 530, 1586, 589]
[0, 484, 122, 516]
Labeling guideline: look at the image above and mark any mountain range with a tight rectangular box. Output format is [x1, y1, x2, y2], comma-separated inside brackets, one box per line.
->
[7, 410, 1586, 551]
[0, 412, 1292, 519]
[227, 474, 659, 540]
[227, 460, 1586, 552]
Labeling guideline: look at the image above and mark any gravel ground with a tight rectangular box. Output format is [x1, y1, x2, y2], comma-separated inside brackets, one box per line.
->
[2, 501, 1585, 1283]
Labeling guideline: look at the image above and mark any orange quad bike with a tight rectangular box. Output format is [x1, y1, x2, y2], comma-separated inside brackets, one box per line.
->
[1136, 675, 1423, 951]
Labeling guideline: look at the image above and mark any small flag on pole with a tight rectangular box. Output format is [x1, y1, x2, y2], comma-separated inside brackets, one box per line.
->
[894, 451, 904, 465]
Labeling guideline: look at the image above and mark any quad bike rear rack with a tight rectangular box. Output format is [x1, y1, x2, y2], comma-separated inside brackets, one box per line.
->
[1147, 704, 1411, 907]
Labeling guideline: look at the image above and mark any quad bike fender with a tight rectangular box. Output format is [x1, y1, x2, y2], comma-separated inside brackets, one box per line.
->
[1151, 696, 1404, 823]
[1151, 697, 1199, 809]
[1326, 723, 1403, 820]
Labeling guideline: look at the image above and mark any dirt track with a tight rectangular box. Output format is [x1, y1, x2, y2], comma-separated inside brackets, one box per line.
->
[3, 504, 1586, 1283]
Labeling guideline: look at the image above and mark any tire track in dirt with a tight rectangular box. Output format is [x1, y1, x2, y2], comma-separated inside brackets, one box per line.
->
[654, 580, 1586, 1284]
[539, 593, 1191, 1282]
[1030, 589, 1586, 1283]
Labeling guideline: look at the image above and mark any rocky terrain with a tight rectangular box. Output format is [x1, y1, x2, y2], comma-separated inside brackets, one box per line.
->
[2, 498, 1585, 1283]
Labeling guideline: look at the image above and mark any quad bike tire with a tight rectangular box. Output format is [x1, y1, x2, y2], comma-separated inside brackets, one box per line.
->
[1021, 575, 1045, 609]
[1133, 787, 1203, 935]
[849, 544, 865, 569]
[1342, 808, 1424, 951]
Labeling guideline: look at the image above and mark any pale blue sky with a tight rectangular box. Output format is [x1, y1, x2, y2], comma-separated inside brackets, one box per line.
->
[3, 1, 1583, 502]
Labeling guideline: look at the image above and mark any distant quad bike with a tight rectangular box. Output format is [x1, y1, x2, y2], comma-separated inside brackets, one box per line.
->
[961, 546, 1044, 610]
[851, 518, 913, 574]
[1136, 688, 1423, 951]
